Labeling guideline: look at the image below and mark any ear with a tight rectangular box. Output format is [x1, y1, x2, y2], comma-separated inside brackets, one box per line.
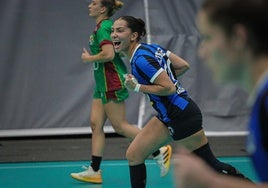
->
[100, 6, 106, 14]
[131, 32, 138, 42]
[232, 24, 248, 49]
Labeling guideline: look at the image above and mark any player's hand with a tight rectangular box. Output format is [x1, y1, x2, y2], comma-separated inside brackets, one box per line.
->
[81, 48, 91, 63]
[124, 74, 140, 92]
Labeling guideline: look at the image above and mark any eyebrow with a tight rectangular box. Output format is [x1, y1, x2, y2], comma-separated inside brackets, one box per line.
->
[112, 26, 125, 30]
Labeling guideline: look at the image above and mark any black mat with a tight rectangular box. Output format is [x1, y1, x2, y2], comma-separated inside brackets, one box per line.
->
[0, 134, 248, 163]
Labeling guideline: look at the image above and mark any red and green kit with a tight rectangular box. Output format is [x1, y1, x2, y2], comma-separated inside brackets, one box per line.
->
[89, 19, 127, 93]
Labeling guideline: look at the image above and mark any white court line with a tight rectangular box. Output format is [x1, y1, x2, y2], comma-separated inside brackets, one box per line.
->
[0, 127, 249, 138]
[205, 131, 248, 137]
[0, 161, 157, 169]
[0, 156, 251, 170]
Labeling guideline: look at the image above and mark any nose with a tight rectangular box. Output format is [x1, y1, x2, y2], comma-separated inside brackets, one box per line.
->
[111, 31, 117, 39]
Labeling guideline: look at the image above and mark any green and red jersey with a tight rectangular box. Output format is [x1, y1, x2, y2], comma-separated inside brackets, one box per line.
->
[89, 19, 127, 92]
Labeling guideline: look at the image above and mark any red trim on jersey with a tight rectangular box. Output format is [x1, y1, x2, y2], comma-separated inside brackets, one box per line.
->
[100, 40, 113, 47]
[105, 90, 117, 100]
[104, 62, 122, 91]
[94, 19, 110, 34]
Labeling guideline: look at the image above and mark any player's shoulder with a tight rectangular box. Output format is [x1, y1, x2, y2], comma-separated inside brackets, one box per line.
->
[100, 19, 113, 28]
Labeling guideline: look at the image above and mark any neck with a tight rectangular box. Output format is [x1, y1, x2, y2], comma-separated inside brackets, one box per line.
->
[95, 15, 109, 24]
[127, 42, 139, 59]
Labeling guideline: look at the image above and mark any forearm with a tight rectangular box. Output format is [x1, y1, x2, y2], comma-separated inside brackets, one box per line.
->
[84, 51, 114, 63]
[125, 73, 177, 95]
[82, 44, 115, 63]
[168, 52, 190, 76]
[175, 66, 189, 77]
[137, 83, 176, 96]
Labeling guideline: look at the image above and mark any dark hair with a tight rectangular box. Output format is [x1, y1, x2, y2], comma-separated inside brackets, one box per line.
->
[118, 16, 146, 42]
[101, 0, 123, 17]
[202, 0, 268, 56]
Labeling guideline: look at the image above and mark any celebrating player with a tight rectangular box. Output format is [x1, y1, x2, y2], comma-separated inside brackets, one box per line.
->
[111, 15, 250, 188]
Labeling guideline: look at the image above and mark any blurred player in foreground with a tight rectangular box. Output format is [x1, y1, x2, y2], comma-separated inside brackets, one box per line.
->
[174, 0, 268, 187]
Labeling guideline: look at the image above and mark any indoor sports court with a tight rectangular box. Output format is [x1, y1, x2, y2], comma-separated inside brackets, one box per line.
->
[0, 134, 259, 188]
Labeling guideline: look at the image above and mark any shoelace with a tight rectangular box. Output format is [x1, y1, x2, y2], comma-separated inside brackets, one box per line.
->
[82, 165, 89, 170]
[77, 166, 91, 176]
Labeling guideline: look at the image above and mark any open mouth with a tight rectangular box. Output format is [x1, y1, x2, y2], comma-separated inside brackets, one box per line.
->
[113, 41, 121, 48]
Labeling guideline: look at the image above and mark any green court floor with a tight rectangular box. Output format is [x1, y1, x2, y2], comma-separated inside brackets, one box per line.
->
[0, 157, 258, 188]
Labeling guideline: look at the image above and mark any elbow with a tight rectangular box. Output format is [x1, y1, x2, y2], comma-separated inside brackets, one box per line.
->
[184, 65, 190, 73]
[176, 65, 190, 76]
[170, 85, 177, 94]
[182, 63, 190, 72]
[106, 53, 115, 61]
[164, 85, 177, 95]
[101, 50, 115, 62]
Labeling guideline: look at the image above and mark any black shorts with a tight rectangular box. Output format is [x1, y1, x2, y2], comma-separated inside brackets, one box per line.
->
[160, 97, 203, 140]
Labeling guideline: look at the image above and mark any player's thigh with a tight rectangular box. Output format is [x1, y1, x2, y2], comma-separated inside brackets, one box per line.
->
[175, 129, 208, 151]
[90, 99, 107, 128]
[104, 101, 127, 127]
[127, 117, 172, 161]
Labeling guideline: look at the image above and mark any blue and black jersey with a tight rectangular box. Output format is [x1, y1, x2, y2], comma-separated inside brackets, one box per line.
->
[247, 74, 268, 182]
[130, 43, 189, 124]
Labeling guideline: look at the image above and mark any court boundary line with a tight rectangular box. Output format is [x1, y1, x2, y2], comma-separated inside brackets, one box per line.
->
[0, 160, 158, 169]
[0, 158, 250, 169]
[0, 127, 248, 138]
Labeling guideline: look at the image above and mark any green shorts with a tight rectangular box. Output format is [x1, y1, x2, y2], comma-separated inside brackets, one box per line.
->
[93, 88, 129, 104]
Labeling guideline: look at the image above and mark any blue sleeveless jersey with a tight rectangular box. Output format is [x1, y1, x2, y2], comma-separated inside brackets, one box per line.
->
[247, 74, 268, 182]
[130, 43, 189, 123]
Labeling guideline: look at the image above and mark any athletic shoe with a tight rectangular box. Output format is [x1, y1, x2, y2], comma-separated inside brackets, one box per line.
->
[154, 145, 172, 177]
[70, 166, 102, 184]
[221, 164, 253, 182]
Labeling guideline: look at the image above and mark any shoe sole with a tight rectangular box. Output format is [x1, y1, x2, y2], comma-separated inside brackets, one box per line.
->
[70, 174, 102, 184]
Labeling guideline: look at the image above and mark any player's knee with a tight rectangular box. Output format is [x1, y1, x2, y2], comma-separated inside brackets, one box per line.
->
[111, 121, 126, 135]
[113, 125, 124, 135]
[90, 120, 103, 133]
[126, 147, 141, 163]
[126, 147, 135, 162]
